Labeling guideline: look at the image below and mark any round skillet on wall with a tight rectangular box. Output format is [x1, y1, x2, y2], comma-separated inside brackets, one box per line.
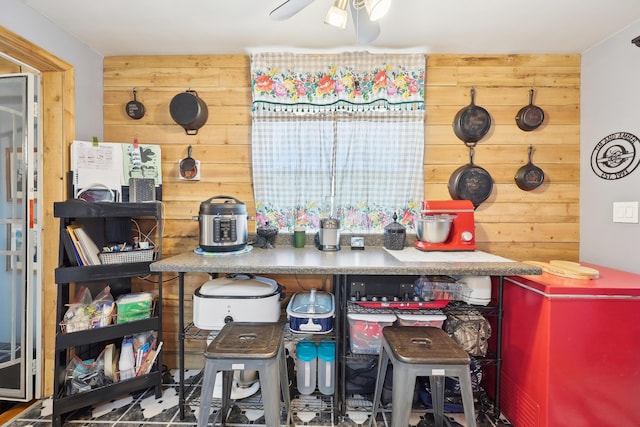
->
[448, 146, 494, 209]
[170, 90, 209, 135]
[125, 88, 145, 120]
[453, 88, 492, 145]
[515, 145, 545, 191]
[515, 89, 545, 131]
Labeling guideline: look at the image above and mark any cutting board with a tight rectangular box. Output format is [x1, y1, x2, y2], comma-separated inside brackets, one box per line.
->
[523, 260, 600, 280]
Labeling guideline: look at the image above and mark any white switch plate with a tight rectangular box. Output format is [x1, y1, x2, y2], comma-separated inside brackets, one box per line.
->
[613, 201, 639, 223]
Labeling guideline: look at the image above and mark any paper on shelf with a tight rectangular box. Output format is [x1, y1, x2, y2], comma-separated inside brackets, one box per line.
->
[71, 140, 124, 195]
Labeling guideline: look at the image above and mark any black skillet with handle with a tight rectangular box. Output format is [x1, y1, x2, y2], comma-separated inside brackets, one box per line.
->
[448, 146, 494, 208]
[515, 145, 545, 191]
[453, 88, 492, 145]
[125, 88, 145, 120]
[515, 89, 545, 131]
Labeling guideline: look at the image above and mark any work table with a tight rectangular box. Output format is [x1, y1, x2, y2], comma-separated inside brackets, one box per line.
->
[150, 245, 541, 276]
[150, 245, 540, 422]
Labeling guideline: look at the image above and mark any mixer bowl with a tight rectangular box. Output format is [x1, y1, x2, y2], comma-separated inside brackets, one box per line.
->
[415, 214, 457, 243]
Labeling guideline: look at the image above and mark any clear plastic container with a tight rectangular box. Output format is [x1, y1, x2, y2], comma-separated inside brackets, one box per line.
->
[295, 341, 317, 395]
[317, 341, 335, 395]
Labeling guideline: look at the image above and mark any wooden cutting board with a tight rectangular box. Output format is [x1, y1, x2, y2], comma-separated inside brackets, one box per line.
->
[523, 260, 600, 280]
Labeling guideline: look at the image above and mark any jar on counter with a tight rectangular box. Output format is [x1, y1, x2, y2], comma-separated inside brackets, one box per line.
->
[383, 212, 406, 250]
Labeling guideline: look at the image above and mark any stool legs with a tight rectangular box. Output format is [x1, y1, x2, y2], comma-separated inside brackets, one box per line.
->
[390, 366, 417, 427]
[278, 344, 291, 425]
[369, 349, 477, 427]
[457, 365, 477, 427]
[198, 351, 290, 426]
[428, 375, 445, 427]
[369, 350, 389, 427]
[199, 360, 217, 427]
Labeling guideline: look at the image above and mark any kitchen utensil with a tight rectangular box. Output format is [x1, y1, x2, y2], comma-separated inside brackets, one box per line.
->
[548, 260, 600, 278]
[294, 227, 306, 248]
[179, 145, 197, 179]
[317, 341, 335, 395]
[125, 88, 145, 120]
[515, 145, 545, 191]
[295, 341, 317, 395]
[453, 88, 492, 145]
[415, 214, 456, 243]
[515, 89, 545, 131]
[192, 275, 284, 329]
[194, 195, 249, 252]
[287, 289, 335, 334]
[169, 89, 208, 135]
[383, 212, 406, 250]
[448, 147, 494, 208]
[256, 220, 278, 249]
[522, 261, 598, 280]
[414, 200, 476, 251]
[353, 300, 450, 309]
[316, 217, 340, 251]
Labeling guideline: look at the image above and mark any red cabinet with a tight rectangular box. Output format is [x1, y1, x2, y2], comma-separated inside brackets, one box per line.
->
[501, 265, 640, 427]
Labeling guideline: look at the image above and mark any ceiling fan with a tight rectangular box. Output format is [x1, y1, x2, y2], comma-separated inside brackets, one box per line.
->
[269, 0, 392, 43]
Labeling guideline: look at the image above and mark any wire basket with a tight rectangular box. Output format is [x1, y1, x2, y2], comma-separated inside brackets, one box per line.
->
[99, 248, 154, 264]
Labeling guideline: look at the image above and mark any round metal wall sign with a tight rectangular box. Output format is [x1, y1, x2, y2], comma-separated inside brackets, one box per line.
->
[590, 132, 640, 180]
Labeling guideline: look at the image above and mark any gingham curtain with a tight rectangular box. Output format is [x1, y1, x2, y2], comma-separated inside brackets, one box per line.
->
[251, 52, 425, 233]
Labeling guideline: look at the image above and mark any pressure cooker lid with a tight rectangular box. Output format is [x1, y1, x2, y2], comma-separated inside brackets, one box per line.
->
[199, 195, 247, 216]
[196, 276, 278, 297]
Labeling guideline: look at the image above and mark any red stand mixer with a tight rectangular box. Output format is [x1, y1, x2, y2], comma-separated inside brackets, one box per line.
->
[414, 200, 476, 251]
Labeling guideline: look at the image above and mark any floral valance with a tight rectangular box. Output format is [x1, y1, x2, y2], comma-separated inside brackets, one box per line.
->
[251, 52, 425, 113]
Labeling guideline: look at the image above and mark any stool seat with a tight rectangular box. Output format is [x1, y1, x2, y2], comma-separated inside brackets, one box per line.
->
[370, 326, 476, 427]
[198, 322, 290, 427]
[383, 326, 470, 365]
[205, 322, 281, 358]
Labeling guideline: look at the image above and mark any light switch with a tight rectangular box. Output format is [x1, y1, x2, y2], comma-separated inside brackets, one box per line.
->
[613, 201, 639, 223]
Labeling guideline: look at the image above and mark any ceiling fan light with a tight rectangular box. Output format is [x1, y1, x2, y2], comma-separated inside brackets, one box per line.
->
[325, 0, 349, 29]
[364, 0, 391, 21]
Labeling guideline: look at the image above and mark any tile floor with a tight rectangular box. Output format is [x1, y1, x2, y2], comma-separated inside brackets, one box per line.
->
[3, 368, 511, 427]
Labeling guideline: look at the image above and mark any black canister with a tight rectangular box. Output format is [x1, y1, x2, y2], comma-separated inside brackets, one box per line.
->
[384, 212, 406, 250]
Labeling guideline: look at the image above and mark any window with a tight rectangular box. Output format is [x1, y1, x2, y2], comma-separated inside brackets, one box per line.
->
[251, 52, 425, 233]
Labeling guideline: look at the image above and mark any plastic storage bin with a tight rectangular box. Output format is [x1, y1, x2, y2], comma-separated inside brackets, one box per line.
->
[395, 312, 447, 328]
[295, 341, 317, 395]
[317, 341, 335, 395]
[347, 312, 396, 354]
[287, 289, 335, 334]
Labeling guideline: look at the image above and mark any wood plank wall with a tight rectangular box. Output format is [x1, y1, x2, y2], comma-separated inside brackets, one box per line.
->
[104, 54, 580, 369]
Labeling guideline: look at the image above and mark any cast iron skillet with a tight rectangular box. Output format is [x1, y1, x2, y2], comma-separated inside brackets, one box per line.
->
[515, 89, 544, 131]
[125, 88, 145, 120]
[453, 88, 492, 145]
[515, 145, 545, 191]
[448, 146, 494, 208]
[170, 90, 209, 135]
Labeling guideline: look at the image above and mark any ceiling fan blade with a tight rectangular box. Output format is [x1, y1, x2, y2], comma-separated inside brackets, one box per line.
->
[270, 0, 316, 21]
[350, 1, 381, 43]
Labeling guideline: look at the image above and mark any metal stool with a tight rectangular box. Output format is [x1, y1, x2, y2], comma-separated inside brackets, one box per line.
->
[369, 326, 476, 427]
[198, 322, 290, 427]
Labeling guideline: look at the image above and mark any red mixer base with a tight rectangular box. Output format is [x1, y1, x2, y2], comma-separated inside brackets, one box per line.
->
[414, 241, 476, 251]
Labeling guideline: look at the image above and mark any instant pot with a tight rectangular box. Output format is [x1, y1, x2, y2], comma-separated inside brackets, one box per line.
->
[194, 195, 249, 252]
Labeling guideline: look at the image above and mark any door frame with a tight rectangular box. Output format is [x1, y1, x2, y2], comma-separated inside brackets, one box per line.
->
[0, 25, 75, 398]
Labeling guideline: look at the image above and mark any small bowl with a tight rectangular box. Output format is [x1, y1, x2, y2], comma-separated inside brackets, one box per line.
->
[415, 214, 457, 243]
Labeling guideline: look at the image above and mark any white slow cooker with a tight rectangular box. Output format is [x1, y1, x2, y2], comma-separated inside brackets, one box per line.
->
[193, 275, 283, 329]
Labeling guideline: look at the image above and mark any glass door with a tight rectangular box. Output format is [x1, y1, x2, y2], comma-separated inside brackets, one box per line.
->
[0, 72, 40, 401]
